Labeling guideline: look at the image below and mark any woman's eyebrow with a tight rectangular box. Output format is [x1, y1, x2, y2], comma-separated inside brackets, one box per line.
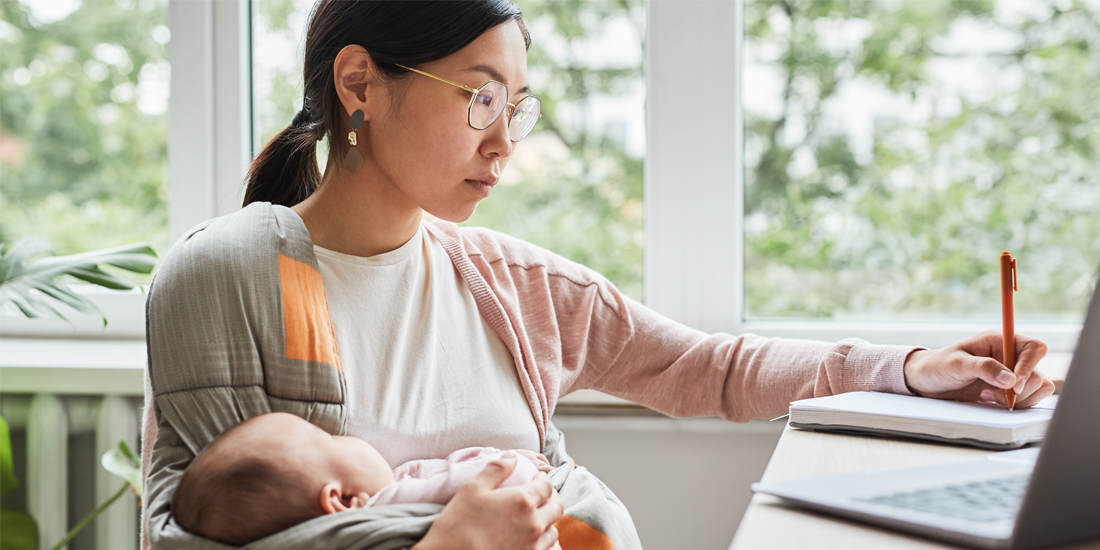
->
[464, 64, 532, 95]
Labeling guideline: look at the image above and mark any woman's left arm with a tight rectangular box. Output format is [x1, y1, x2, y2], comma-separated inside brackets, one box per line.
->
[452, 225, 1053, 424]
[903, 330, 1055, 409]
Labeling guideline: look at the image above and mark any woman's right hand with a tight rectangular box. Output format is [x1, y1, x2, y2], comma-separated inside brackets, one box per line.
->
[414, 452, 564, 550]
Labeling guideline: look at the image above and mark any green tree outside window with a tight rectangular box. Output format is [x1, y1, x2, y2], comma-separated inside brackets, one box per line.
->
[1, 0, 170, 260]
[743, 0, 1100, 321]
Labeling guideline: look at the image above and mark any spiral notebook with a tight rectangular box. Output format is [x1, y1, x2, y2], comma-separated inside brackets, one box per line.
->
[788, 391, 1056, 450]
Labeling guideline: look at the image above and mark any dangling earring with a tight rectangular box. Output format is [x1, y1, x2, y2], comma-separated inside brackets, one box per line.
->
[344, 109, 365, 172]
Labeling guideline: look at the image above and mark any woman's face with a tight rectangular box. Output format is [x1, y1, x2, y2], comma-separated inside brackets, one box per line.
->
[365, 20, 530, 223]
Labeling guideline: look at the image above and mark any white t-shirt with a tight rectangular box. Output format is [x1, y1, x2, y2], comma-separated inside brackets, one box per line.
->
[313, 223, 541, 466]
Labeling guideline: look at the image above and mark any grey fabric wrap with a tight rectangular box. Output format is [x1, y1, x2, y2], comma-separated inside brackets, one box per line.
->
[545, 427, 643, 548]
[144, 203, 640, 549]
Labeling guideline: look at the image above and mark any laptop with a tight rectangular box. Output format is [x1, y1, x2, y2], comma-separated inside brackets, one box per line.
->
[752, 271, 1100, 550]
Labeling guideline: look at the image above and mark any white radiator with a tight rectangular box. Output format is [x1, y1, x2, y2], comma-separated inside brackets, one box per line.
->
[1, 393, 142, 550]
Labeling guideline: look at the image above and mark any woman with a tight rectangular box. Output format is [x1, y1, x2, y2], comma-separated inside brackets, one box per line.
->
[142, 1, 1055, 549]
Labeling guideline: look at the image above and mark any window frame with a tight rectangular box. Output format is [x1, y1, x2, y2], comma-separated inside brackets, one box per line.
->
[3, 0, 1083, 353]
[168, 0, 252, 239]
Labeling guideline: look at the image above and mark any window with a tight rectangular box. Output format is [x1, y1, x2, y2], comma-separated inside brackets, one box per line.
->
[6, 0, 1092, 350]
[644, 0, 1092, 352]
[742, 0, 1100, 323]
[0, 0, 170, 258]
[252, 0, 309, 154]
[0, 0, 170, 337]
[252, 0, 646, 300]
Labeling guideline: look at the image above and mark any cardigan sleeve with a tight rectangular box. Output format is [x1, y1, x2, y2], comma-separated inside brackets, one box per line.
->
[450, 225, 921, 422]
[570, 293, 921, 421]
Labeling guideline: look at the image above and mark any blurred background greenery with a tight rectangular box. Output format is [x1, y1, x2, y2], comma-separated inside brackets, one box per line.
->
[743, 0, 1100, 321]
[0, 0, 170, 258]
[2, 0, 1097, 322]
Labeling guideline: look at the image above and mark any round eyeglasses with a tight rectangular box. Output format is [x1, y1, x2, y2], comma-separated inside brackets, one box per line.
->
[396, 64, 541, 142]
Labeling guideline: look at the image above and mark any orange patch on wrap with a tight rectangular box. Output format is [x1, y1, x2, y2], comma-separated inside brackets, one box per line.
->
[278, 254, 341, 370]
[554, 515, 614, 549]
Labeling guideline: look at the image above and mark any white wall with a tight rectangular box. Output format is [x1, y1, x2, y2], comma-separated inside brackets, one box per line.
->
[553, 416, 783, 550]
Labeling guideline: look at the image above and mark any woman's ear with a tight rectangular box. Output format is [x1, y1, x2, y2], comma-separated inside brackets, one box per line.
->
[319, 482, 349, 514]
[332, 44, 381, 123]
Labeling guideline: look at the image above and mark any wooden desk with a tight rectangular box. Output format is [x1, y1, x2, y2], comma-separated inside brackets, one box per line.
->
[730, 425, 1100, 550]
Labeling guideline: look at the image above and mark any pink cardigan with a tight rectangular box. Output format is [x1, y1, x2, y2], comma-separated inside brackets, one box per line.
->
[424, 221, 919, 442]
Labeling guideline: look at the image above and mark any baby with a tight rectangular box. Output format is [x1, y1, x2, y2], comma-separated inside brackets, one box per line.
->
[172, 412, 550, 546]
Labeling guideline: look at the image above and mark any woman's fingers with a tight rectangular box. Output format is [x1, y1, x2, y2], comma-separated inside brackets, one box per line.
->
[522, 472, 555, 507]
[534, 484, 564, 527]
[1009, 334, 1048, 391]
[970, 356, 1018, 390]
[981, 385, 1006, 406]
[536, 525, 560, 550]
[473, 452, 519, 490]
[1014, 372, 1055, 409]
[430, 466, 563, 550]
[980, 371, 1054, 409]
[905, 331, 1054, 409]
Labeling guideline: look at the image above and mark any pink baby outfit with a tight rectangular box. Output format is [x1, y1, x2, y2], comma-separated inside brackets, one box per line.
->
[369, 448, 541, 507]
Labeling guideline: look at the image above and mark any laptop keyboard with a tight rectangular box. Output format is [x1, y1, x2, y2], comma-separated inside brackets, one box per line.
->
[856, 475, 1029, 523]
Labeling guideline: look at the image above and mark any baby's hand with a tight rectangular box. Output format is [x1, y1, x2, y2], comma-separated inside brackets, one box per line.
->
[513, 449, 553, 473]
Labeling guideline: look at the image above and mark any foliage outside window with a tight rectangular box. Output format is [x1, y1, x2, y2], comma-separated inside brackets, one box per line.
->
[743, 0, 1100, 322]
[0, 0, 170, 260]
[253, 0, 645, 301]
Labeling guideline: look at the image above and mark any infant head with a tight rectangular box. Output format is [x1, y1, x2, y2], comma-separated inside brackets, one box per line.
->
[172, 412, 394, 546]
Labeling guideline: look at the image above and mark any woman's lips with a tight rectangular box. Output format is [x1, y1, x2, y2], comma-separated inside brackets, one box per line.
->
[464, 178, 496, 198]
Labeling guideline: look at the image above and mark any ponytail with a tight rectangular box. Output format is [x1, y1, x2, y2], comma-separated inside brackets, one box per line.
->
[243, 108, 323, 207]
[242, 0, 530, 208]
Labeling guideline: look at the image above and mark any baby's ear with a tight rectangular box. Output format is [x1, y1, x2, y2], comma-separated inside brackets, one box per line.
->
[319, 482, 349, 514]
[319, 484, 370, 514]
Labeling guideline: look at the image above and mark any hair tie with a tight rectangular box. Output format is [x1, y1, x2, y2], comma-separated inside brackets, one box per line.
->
[291, 108, 311, 127]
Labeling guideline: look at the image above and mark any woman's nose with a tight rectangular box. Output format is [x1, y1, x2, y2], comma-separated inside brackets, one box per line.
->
[481, 111, 514, 159]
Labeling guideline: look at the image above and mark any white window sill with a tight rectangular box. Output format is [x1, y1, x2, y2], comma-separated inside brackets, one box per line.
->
[0, 337, 146, 395]
[0, 286, 147, 339]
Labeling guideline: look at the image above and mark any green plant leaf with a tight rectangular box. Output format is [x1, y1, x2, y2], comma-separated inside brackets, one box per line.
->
[101, 447, 141, 497]
[0, 507, 39, 550]
[0, 418, 17, 496]
[0, 239, 158, 326]
[118, 440, 137, 463]
[63, 267, 135, 290]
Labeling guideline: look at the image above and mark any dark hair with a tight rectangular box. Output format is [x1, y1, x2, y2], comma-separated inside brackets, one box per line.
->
[172, 427, 316, 545]
[244, 0, 531, 208]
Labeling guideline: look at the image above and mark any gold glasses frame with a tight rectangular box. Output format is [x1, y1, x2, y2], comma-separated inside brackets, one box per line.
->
[395, 64, 541, 142]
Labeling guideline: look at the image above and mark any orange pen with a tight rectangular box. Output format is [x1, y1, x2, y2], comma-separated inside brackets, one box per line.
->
[1000, 252, 1018, 410]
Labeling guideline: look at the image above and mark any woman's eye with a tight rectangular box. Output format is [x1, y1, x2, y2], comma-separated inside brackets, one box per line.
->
[475, 91, 493, 107]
